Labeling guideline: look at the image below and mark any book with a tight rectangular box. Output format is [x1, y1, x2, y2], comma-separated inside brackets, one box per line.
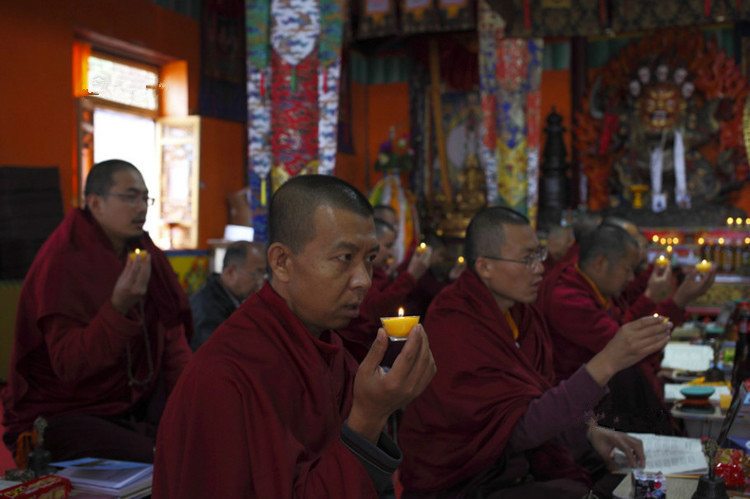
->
[49, 458, 152, 499]
[613, 433, 708, 476]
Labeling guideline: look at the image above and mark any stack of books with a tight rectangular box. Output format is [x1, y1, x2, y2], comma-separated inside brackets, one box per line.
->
[50, 458, 152, 499]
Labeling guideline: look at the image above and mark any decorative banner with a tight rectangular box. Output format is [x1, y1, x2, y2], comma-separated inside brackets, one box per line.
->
[246, 0, 345, 240]
[369, 172, 420, 264]
[478, 0, 502, 206]
[478, 0, 543, 222]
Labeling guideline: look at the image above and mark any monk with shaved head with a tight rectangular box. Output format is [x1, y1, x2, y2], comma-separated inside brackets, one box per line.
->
[153, 175, 436, 498]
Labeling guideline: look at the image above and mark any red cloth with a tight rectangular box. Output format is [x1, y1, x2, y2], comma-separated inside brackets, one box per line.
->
[398, 270, 587, 493]
[337, 267, 416, 362]
[541, 265, 682, 397]
[1, 209, 192, 437]
[152, 283, 377, 498]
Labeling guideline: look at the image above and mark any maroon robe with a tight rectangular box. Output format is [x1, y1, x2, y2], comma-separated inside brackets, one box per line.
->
[152, 283, 378, 498]
[541, 264, 682, 387]
[1, 209, 192, 447]
[338, 267, 416, 362]
[398, 270, 589, 494]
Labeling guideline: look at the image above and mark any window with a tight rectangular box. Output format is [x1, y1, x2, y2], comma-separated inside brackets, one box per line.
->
[75, 44, 199, 249]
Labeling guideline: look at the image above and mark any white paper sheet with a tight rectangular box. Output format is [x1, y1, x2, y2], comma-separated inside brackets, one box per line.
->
[661, 343, 714, 371]
[613, 433, 708, 476]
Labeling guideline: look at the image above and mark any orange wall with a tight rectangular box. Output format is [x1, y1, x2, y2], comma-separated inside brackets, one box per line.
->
[198, 118, 246, 247]
[336, 82, 411, 197]
[0, 0, 200, 212]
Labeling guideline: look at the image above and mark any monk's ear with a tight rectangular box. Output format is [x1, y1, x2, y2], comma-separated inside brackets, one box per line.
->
[267, 242, 292, 283]
[86, 194, 103, 217]
[592, 253, 609, 274]
[474, 257, 492, 280]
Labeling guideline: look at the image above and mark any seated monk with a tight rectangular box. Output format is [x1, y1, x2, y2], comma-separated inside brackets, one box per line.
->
[152, 175, 436, 498]
[338, 218, 431, 362]
[398, 206, 672, 498]
[539, 224, 716, 432]
[189, 240, 266, 351]
[1, 159, 193, 464]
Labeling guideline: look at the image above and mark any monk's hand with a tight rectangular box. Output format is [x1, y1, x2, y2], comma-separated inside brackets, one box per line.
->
[587, 425, 645, 470]
[673, 265, 717, 308]
[406, 247, 433, 281]
[111, 252, 152, 315]
[644, 264, 672, 302]
[586, 315, 671, 386]
[349, 326, 436, 443]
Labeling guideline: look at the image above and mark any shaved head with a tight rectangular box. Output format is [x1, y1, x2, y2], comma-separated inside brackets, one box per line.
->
[269, 175, 373, 253]
[464, 206, 529, 271]
[579, 224, 639, 269]
[223, 241, 266, 270]
[374, 218, 395, 239]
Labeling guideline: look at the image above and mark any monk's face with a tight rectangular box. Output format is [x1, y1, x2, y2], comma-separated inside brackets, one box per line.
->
[599, 245, 640, 297]
[372, 229, 396, 270]
[88, 169, 149, 248]
[283, 205, 379, 335]
[481, 224, 544, 309]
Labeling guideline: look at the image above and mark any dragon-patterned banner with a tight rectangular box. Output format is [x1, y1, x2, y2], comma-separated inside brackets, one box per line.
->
[246, 0, 344, 241]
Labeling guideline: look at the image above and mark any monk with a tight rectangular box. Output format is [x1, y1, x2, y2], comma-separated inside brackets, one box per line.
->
[338, 218, 431, 362]
[1, 159, 193, 464]
[540, 224, 715, 432]
[189, 240, 266, 350]
[153, 175, 436, 498]
[398, 206, 672, 498]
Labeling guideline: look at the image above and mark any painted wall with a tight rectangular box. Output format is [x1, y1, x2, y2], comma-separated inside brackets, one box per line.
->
[336, 82, 412, 197]
[198, 117, 246, 246]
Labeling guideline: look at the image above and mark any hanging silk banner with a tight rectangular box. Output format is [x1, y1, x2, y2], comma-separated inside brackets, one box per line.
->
[478, 0, 542, 222]
[246, 0, 345, 240]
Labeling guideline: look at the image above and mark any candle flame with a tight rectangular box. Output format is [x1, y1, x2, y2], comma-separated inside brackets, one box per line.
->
[135, 248, 141, 254]
[698, 237, 705, 245]
[666, 245, 673, 253]
[398, 307, 404, 317]
[736, 217, 743, 225]
[746, 237, 750, 245]
[719, 237, 725, 245]
[728, 217, 734, 225]
[667, 237, 673, 244]
[673, 237, 679, 244]
[746, 218, 750, 226]
[659, 238, 666, 245]
[457, 256, 465, 264]
[653, 313, 660, 318]
[651, 235, 659, 243]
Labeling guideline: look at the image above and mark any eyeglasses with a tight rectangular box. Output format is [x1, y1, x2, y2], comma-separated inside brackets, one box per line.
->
[481, 246, 548, 270]
[106, 192, 155, 206]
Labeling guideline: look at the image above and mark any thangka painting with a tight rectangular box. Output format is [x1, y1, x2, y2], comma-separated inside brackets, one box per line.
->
[575, 29, 750, 213]
[246, 0, 344, 241]
[478, 0, 543, 222]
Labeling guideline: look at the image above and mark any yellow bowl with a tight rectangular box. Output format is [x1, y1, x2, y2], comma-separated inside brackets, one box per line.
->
[381, 316, 419, 340]
[695, 260, 712, 272]
[128, 249, 149, 261]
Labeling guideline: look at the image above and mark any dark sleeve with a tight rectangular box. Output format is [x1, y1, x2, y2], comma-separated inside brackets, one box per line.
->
[340, 420, 402, 496]
[189, 291, 225, 351]
[508, 366, 608, 453]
